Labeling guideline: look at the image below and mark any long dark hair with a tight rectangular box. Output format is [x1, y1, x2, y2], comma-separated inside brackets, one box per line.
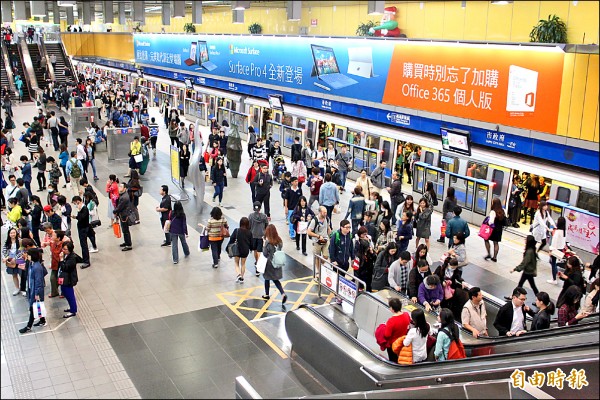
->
[535, 292, 555, 315]
[556, 216, 566, 234]
[410, 309, 430, 338]
[446, 187, 456, 202]
[491, 197, 505, 220]
[439, 308, 460, 343]
[562, 286, 582, 309]
[265, 224, 283, 246]
[172, 201, 185, 218]
[426, 181, 437, 202]
[4, 227, 19, 249]
[524, 235, 538, 259]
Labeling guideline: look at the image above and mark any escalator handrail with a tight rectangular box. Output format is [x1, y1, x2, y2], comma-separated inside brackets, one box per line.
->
[15, 37, 37, 101]
[381, 286, 600, 342]
[0, 41, 18, 97]
[38, 35, 55, 82]
[292, 304, 599, 374]
[57, 33, 78, 84]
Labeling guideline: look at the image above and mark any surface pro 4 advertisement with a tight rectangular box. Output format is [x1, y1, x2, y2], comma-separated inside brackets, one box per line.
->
[197, 41, 217, 71]
[311, 44, 358, 90]
[184, 42, 198, 66]
[506, 65, 538, 113]
[347, 47, 377, 78]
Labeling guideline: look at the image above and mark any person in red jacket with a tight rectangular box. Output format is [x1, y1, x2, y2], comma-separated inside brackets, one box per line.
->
[383, 298, 410, 362]
[245, 160, 260, 203]
[139, 122, 149, 141]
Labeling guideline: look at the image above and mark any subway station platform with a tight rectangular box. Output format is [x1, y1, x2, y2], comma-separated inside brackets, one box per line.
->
[1, 102, 566, 399]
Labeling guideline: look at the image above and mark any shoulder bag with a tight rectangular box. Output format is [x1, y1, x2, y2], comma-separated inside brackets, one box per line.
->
[163, 211, 172, 233]
[220, 220, 230, 238]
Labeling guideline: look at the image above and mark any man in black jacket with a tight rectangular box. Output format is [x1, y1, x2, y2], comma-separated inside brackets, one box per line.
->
[408, 260, 432, 303]
[113, 184, 133, 251]
[493, 287, 528, 337]
[156, 185, 172, 247]
[72, 196, 97, 268]
[387, 171, 404, 225]
[252, 163, 273, 219]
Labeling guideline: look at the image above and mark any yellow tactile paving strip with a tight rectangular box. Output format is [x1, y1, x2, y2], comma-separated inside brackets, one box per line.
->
[215, 276, 330, 359]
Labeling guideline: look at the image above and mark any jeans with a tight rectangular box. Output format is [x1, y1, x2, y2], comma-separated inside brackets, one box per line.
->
[550, 256, 558, 280]
[120, 218, 132, 246]
[89, 158, 97, 178]
[213, 182, 224, 203]
[51, 128, 59, 151]
[160, 217, 171, 244]
[256, 191, 271, 217]
[171, 234, 190, 262]
[19, 265, 28, 292]
[339, 170, 348, 190]
[210, 240, 223, 265]
[61, 285, 77, 314]
[288, 210, 295, 238]
[61, 165, 70, 183]
[24, 181, 32, 197]
[324, 205, 334, 229]
[150, 136, 157, 150]
[517, 273, 539, 295]
[250, 185, 256, 203]
[37, 172, 46, 190]
[264, 279, 285, 296]
[27, 305, 46, 328]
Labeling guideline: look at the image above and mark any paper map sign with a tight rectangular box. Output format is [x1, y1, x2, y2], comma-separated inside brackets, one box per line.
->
[564, 207, 599, 255]
[320, 264, 338, 292]
[338, 276, 357, 303]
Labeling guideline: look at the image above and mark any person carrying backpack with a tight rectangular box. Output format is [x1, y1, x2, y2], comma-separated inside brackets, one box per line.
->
[66, 151, 83, 194]
[434, 308, 466, 361]
[261, 224, 287, 305]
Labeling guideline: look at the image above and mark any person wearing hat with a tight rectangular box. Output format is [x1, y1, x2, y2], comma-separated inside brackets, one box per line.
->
[252, 162, 273, 219]
[248, 201, 269, 277]
[43, 205, 62, 230]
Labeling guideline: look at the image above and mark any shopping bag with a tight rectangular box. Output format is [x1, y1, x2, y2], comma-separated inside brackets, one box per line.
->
[297, 221, 309, 235]
[550, 248, 565, 260]
[444, 280, 455, 300]
[34, 301, 47, 318]
[199, 229, 209, 251]
[352, 256, 360, 271]
[133, 154, 143, 163]
[113, 222, 122, 238]
[478, 217, 493, 240]
[256, 253, 268, 273]
[440, 219, 447, 238]
[163, 219, 171, 233]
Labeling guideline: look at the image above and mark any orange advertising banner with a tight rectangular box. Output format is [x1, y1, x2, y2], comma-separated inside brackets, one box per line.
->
[382, 43, 565, 134]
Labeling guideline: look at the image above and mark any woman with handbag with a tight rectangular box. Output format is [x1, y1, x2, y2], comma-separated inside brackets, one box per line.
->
[205, 207, 228, 268]
[483, 197, 507, 262]
[125, 136, 142, 178]
[437, 187, 457, 244]
[510, 235, 540, 296]
[531, 201, 556, 253]
[59, 241, 78, 318]
[291, 196, 315, 256]
[548, 216, 567, 285]
[291, 160, 307, 190]
[126, 170, 142, 223]
[414, 197, 433, 250]
[229, 217, 252, 283]
[18, 248, 46, 334]
[210, 156, 227, 206]
[105, 174, 119, 226]
[169, 201, 190, 265]
[2, 227, 23, 296]
[261, 224, 287, 304]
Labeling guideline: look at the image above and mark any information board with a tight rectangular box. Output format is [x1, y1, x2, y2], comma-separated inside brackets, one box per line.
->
[320, 263, 338, 293]
[338, 276, 357, 304]
[170, 145, 180, 185]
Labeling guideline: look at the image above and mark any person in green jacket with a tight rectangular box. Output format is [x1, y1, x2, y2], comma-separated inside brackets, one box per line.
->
[511, 235, 539, 295]
[14, 76, 23, 102]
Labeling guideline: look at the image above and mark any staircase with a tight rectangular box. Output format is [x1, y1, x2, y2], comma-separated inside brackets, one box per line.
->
[45, 42, 74, 85]
[6, 44, 32, 101]
[27, 43, 47, 90]
[0, 61, 18, 102]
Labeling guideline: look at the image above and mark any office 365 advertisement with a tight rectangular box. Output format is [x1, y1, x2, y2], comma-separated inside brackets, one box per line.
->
[134, 34, 564, 134]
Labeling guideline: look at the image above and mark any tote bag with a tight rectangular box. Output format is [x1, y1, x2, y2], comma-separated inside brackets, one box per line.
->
[478, 217, 493, 240]
[256, 253, 268, 273]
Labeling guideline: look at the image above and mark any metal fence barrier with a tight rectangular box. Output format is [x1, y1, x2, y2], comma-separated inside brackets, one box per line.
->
[313, 254, 365, 305]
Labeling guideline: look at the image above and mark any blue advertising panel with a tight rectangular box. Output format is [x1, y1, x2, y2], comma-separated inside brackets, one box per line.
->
[134, 34, 393, 103]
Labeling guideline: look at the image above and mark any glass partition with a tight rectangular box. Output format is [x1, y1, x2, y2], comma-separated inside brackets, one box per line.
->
[283, 127, 296, 148]
[426, 169, 445, 202]
[451, 176, 473, 211]
[439, 154, 459, 174]
[413, 164, 426, 194]
[353, 148, 366, 172]
[368, 150, 378, 173]
[268, 123, 282, 143]
[474, 183, 490, 215]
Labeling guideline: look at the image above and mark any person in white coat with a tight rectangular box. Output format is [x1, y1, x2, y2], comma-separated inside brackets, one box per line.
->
[547, 216, 566, 285]
[531, 201, 556, 253]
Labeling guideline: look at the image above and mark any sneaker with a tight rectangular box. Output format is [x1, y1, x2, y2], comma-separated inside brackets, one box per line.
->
[173, 261, 178, 264]
[119, 243, 128, 247]
[212, 264, 218, 268]
[261, 295, 270, 300]
[491, 258, 497, 262]
[236, 275, 242, 283]
[12, 289, 20, 296]
[240, 277, 244, 284]
[436, 238, 445, 243]
[19, 327, 32, 334]
[546, 279, 558, 285]
[93, 176, 99, 181]
[296, 246, 300, 251]
[267, 217, 271, 222]
[282, 294, 288, 304]
[121, 246, 132, 251]
[484, 255, 491, 261]
[89, 248, 99, 253]
[302, 252, 308, 256]
[80, 264, 91, 269]
[161, 242, 171, 247]
[33, 320, 47, 327]
[63, 313, 76, 319]
[64, 309, 71, 312]
[21, 291, 27, 297]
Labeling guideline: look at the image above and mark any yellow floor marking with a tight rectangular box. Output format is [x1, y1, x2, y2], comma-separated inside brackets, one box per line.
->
[236, 306, 284, 315]
[234, 287, 256, 308]
[290, 280, 318, 310]
[215, 293, 288, 359]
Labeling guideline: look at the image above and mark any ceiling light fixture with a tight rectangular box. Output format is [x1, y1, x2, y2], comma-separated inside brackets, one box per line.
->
[232, 1, 250, 11]
[491, 1, 513, 5]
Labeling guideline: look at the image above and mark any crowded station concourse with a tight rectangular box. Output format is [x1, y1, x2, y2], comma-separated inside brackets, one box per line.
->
[1, 1, 599, 399]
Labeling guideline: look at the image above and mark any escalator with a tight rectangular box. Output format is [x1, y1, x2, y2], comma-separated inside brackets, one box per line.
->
[1, 46, 18, 102]
[285, 304, 599, 398]
[45, 42, 75, 85]
[27, 43, 47, 89]
[6, 43, 32, 101]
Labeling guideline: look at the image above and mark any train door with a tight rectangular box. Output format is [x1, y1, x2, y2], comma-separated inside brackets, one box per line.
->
[379, 138, 395, 184]
[549, 181, 579, 205]
[208, 95, 217, 118]
[576, 189, 600, 215]
[305, 118, 317, 146]
[223, 98, 233, 111]
[486, 164, 511, 206]
[248, 105, 262, 134]
[420, 146, 439, 166]
[334, 126, 347, 154]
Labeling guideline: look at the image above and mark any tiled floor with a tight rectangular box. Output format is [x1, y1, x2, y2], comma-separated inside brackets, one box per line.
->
[1, 101, 567, 399]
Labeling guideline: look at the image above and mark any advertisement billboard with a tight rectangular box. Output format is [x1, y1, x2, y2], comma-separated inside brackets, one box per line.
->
[134, 34, 565, 134]
[564, 207, 599, 255]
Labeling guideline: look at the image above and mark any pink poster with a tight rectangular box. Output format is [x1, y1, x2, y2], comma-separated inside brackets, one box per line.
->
[565, 207, 599, 255]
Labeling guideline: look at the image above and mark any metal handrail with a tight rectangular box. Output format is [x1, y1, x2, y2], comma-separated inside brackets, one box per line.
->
[38, 35, 55, 82]
[56, 33, 79, 84]
[234, 376, 262, 399]
[16, 36, 38, 101]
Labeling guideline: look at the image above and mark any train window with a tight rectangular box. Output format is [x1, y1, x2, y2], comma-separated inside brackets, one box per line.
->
[474, 183, 489, 215]
[413, 165, 426, 194]
[274, 112, 281, 123]
[336, 127, 345, 140]
[282, 114, 293, 126]
[451, 177, 472, 210]
[282, 127, 296, 148]
[296, 119, 306, 130]
[491, 170, 504, 198]
[576, 191, 599, 215]
[439, 155, 459, 174]
[425, 170, 444, 202]
[368, 150, 378, 173]
[466, 162, 488, 180]
[556, 187, 571, 203]
[424, 151, 434, 165]
[353, 148, 366, 172]
[306, 120, 316, 143]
